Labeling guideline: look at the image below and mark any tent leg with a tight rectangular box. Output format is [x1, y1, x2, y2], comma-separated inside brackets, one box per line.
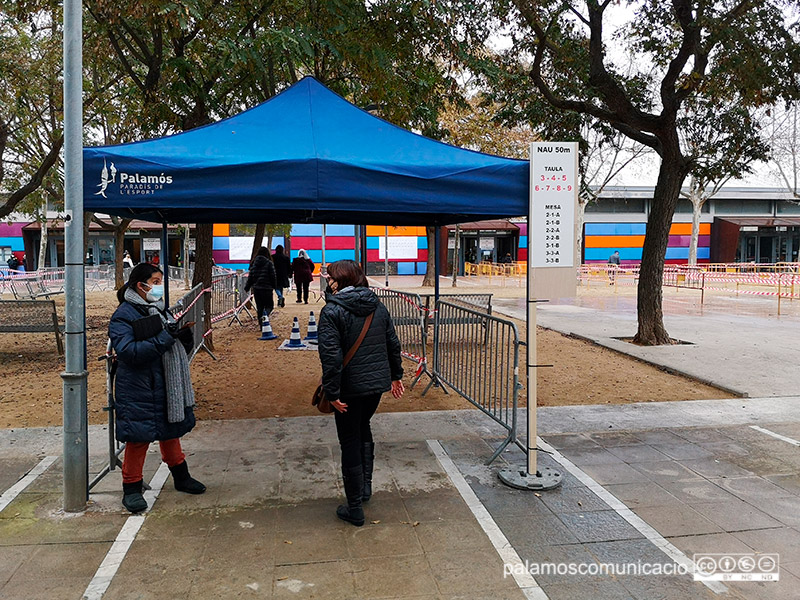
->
[434, 225, 441, 302]
[162, 222, 170, 307]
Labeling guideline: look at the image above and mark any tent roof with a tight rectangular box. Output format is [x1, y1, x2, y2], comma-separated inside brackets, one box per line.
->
[83, 77, 528, 226]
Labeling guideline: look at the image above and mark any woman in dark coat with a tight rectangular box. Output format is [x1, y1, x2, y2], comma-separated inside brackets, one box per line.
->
[109, 263, 205, 513]
[272, 245, 291, 308]
[245, 246, 278, 322]
[318, 260, 404, 526]
[291, 249, 315, 304]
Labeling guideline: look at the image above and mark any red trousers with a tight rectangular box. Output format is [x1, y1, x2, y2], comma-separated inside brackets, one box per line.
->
[122, 438, 185, 484]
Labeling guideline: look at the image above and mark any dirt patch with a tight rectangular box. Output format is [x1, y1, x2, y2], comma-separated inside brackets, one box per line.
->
[0, 289, 730, 429]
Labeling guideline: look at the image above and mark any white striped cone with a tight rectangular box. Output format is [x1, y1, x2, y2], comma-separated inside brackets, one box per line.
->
[304, 311, 318, 340]
[260, 310, 277, 340]
[287, 317, 307, 347]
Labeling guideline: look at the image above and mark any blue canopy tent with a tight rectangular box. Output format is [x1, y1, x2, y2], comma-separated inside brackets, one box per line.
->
[83, 76, 528, 225]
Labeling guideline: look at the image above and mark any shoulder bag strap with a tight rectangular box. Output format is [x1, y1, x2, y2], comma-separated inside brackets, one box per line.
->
[342, 312, 374, 368]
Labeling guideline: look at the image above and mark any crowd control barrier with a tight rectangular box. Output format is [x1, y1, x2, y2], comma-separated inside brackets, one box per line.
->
[430, 300, 523, 464]
[373, 288, 431, 387]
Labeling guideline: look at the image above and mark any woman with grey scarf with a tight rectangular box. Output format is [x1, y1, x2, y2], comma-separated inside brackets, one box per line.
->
[109, 263, 205, 513]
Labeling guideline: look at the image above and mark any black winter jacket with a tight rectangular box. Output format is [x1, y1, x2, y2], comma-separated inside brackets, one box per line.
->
[273, 251, 291, 288]
[318, 286, 403, 401]
[245, 255, 277, 291]
[109, 301, 196, 443]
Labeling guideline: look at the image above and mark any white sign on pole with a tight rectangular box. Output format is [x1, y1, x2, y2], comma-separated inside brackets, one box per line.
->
[378, 236, 418, 260]
[479, 238, 495, 250]
[142, 238, 160, 250]
[529, 142, 577, 267]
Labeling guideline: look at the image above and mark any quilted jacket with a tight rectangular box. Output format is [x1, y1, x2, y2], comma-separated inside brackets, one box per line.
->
[318, 286, 403, 401]
[109, 301, 196, 443]
[245, 255, 277, 291]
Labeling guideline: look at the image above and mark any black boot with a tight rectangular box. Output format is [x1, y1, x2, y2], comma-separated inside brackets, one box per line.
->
[122, 480, 148, 513]
[362, 442, 375, 503]
[169, 461, 206, 494]
[336, 466, 365, 526]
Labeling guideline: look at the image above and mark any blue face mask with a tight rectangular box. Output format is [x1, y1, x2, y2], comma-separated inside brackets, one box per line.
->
[143, 283, 164, 303]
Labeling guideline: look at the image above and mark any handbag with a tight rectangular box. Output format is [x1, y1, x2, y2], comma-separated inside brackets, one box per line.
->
[312, 312, 374, 413]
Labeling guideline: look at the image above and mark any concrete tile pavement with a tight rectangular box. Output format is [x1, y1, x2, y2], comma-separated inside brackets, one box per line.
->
[0, 394, 798, 599]
[493, 298, 800, 398]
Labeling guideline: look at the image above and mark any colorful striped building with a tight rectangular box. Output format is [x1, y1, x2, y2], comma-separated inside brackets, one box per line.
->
[211, 224, 429, 274]
[583, 223, 711, 264]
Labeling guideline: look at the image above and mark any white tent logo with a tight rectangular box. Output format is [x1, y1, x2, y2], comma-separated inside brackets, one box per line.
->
[95, 158, 116, 198]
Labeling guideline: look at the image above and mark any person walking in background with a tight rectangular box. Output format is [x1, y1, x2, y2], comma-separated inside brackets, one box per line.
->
[123, 251, 134, 269]
[245, 247, 278, 321]
[109, 263, 205, 513]
[608, 250, 621, 284]
[318, 260, 404, 526]
[272, 245, 291, 308]
[292, 249, 315, 304]
[6, 254, 20, 272]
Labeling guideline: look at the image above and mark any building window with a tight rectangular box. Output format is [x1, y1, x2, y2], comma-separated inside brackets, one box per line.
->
[776, 201, 800, 215]
[713, 199, 772, 215]
[674, 199, 710, 213]
[585, 198, 646, 213]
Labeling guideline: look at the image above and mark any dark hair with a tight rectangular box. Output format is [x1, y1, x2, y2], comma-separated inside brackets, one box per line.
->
[117, 263, 162, 304]
[257, 246, 271, 259]
[327, 260, 368, 289]
[274, 245, 284, 253]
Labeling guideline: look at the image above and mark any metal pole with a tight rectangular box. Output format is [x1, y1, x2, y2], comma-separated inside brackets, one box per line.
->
[354, 225, 360, 261]
[384, 226, 389, 287]
[321, 224, 327, 267]
[360, 226, 368, 273]
[162, 223, 170, 307]
[452, 225, 460, 287]
[434, 225, 441, 303]
[62, 0, 88, 512]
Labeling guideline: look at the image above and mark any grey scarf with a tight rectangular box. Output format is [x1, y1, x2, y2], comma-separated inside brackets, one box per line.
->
[125, 287, 196, 423]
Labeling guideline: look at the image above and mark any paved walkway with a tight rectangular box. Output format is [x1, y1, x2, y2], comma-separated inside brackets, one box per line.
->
[493, 298, 800, 398]
[2, 398, 800, 599]
[3, 289, 800, 599]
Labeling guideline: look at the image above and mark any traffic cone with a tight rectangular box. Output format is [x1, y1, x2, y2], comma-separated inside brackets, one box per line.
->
[287, 317, 307, 348]
[304, 311, 318, 341]
[259, 310, 277, 340]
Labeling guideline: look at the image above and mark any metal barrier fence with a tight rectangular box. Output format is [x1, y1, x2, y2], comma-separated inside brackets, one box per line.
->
[463, 261, 526, 286]
[171, 283, 208, 361]
[419, 293, 492, 329]
[431, 300, 523, 464]
[373, 288, 430, 387]
[209, 272, 240, 321]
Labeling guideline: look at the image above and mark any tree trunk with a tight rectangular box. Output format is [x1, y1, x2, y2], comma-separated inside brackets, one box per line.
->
[192, 223, 214, 349]
[266, 233, 274, 260]
[83, 211, 93, 265]
[113, 220, 132, 288]
[250, 224, 265, 262]
[38, 209, 48, 271]
[633, 151, 688, 345]
[183, 224, 191, 289]
[576, 196, 589, 264]
[422, 226, 436, 286]
[689, 197, 702, 266]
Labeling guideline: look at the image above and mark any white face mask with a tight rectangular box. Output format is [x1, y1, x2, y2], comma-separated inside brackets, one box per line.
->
[142, 282, 164, 303]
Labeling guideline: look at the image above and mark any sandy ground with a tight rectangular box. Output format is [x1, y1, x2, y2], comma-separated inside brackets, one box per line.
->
[0, 284, 731, 429]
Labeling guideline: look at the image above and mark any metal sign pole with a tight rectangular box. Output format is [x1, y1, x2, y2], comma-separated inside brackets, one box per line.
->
[499, 142, 571, 491]
[62, 0, 88, 511]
